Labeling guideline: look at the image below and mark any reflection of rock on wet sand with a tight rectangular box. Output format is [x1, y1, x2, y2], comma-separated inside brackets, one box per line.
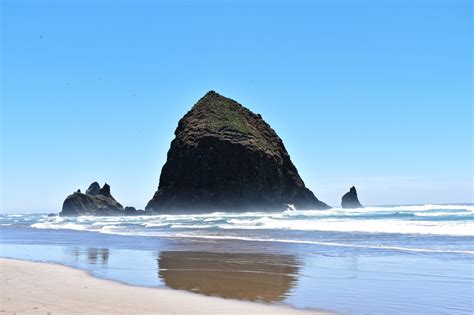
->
[87, 248, 109, 265]
[157, 251, 300, 302]
[70, 248, 109, 265]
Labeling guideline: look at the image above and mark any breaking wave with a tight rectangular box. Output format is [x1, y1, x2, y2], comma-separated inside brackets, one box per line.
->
[17, 204, 473, 236]
[1, 204, 473, 254]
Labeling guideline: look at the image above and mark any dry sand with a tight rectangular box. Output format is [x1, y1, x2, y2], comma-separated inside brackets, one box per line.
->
[0, 258, 330, 314]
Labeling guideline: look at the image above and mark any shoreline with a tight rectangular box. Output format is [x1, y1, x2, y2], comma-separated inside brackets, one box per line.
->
[0, 258, 331, 314]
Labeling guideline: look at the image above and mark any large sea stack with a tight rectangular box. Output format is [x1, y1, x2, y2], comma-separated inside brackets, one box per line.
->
[146, 91, 329, 213]
[341, 186, 363, 209]
[60, 182, 125, 216]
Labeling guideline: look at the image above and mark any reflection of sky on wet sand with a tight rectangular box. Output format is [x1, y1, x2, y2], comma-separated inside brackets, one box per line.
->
[157, 251, 300, 302]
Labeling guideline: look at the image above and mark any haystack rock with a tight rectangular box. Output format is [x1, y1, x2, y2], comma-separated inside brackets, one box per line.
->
[341, 186, 363, 209]
[60, 182, 125, 216]
[146, 91, 329, 213]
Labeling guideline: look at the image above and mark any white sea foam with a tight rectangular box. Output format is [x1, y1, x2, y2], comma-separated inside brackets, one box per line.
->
[170, 224, 216, 229]
[98, 225, 121, 232]
[142, 223, 169, 228]
[16, 205, 472, 255]
[4, 204, 472, 238]
[30, 222, 88, 231]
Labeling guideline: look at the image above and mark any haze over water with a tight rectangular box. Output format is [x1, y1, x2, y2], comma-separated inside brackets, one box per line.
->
[1, 204, 473, 314]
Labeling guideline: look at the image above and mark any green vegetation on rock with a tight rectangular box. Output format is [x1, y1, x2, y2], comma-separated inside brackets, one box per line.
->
[196, 92, 251, 135]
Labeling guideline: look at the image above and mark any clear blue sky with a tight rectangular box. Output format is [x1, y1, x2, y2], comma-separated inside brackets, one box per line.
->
[1, 0, 472, 213]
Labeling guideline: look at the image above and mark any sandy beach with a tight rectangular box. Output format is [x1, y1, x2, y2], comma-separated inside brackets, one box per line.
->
[0, 258, 328, 314]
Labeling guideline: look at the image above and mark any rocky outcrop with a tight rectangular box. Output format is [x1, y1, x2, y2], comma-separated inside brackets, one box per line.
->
[124, 206, 146, 216]
[341, 186, 363, 208]
[99, 183, 113, 199]
[146, 91, 329, 213]
[85, 182, 101, 195]
[60, 182, 125, 216]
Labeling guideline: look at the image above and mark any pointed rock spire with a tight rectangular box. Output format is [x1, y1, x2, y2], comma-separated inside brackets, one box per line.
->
[86, 182, 101, 195]
[100, 183, 112, 198]
[341, 186, 363, 209]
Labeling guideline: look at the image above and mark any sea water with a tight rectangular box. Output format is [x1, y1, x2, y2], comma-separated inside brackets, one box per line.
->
[1, 204, 473, 314]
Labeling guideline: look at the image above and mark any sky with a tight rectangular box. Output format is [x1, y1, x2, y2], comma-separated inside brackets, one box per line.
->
[1, 0, 472, 213]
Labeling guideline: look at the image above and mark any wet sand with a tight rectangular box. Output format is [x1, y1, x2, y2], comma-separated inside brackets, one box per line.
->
[158, 251, 300, 302]
[0, 258, 329, 314]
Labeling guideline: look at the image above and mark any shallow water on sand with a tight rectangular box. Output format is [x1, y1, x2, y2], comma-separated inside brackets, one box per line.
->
[1, 205, 473, 314]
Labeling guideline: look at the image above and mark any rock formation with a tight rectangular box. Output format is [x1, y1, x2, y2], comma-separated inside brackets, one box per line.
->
[146, 91, 329, 213]
[60, 182, 125, 216]
[124, 206, 146, 216]
[85, 182, 101, 195]
[341, 186, 363, 208]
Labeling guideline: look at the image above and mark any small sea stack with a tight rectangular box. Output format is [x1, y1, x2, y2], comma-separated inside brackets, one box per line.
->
[61, 182, 125, 216]
[146, 91, 329, 213]
[341, 186, 363, 209]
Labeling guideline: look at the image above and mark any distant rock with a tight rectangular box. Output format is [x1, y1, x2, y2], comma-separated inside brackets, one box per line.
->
[146, 91, 329, 213]
[341, 186, 363, 209]
[99, 183, 113, 198]
[60, 182, 124, 216]
[124, 206, 146, 216]
[85, 182, 101, 195]
[124, 206, 136, 213]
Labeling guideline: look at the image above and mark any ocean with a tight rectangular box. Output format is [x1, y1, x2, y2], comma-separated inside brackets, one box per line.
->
[1, 204, 473, 314]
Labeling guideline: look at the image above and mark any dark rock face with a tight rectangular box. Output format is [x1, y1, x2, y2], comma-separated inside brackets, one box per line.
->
[146, 91, 329, 213]
[99, 183, 113, 198]
[124, 206, 146, 216]
[341, 186, 363, 209]
[60, 182, 125, 216]
[85, 182, 101, 195]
